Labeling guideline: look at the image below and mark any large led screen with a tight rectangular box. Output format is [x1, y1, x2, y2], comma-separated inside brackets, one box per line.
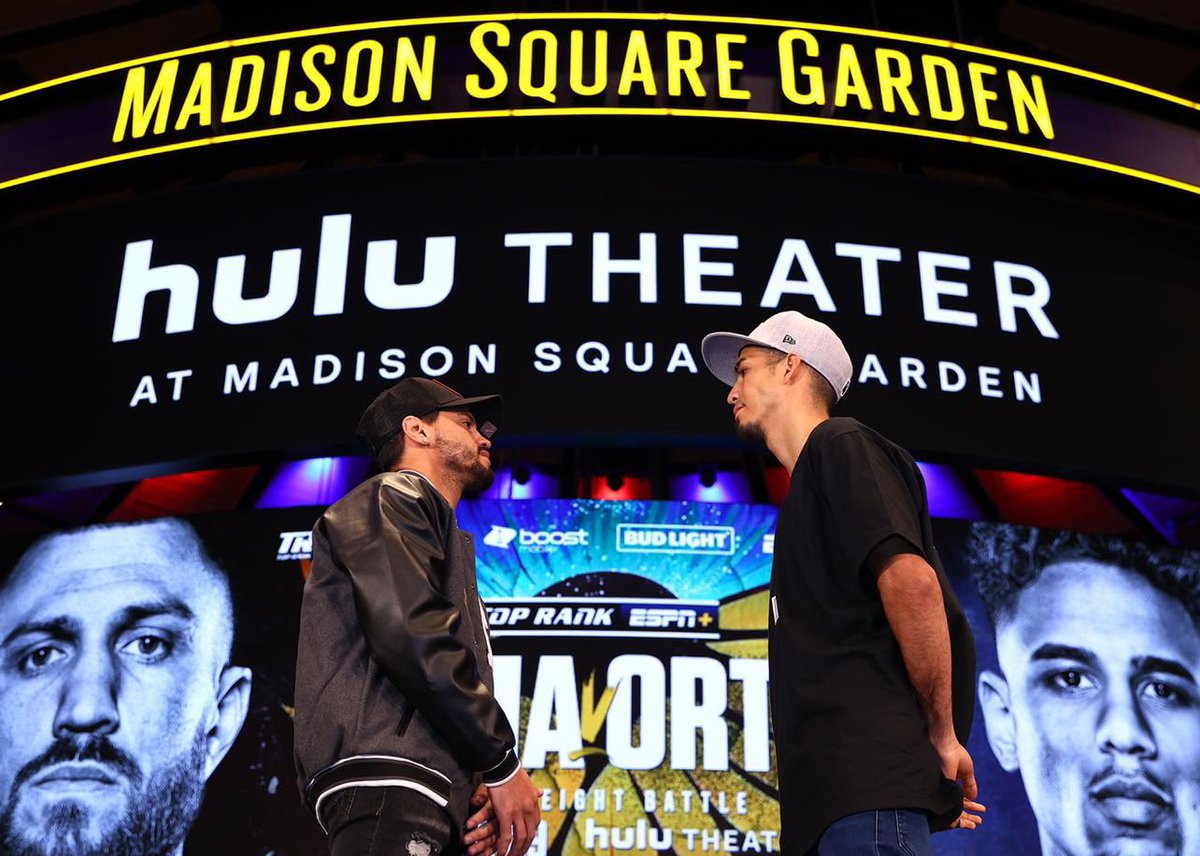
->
[1, 500, 1196, 855]
[5, 158, 1200, 491]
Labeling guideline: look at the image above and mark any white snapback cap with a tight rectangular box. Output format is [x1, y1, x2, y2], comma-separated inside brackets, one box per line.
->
[701, 310, 853, 401]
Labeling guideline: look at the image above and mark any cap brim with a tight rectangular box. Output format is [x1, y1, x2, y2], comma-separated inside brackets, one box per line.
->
[440, 393, 503, 437]
[701, 332, 779, 386]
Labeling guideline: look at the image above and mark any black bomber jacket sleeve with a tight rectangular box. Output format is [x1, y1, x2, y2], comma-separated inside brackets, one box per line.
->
[320, 471, 519, 782]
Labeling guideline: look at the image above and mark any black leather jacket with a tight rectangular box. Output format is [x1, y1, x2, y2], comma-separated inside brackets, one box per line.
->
[293, 470, 519, 829]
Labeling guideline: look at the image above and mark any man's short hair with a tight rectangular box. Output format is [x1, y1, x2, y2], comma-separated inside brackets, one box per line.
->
[759, 348, 836, 414]
[806, 367, 837, 414]
[969, 523, 1200, 628]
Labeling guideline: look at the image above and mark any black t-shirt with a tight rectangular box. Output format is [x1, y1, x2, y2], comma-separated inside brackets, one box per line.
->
[769, 417, 976, 854]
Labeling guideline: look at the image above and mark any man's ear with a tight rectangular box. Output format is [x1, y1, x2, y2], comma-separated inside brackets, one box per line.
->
[782, 353, 805, 382]
[401, 414, 431, 446]
[978, 669, 1020, 772]
[204, 665, 252, 779]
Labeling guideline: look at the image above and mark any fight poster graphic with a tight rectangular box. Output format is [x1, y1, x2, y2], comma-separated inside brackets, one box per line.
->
[458, 500, 779, 854]
[1, 500, 1197, 855]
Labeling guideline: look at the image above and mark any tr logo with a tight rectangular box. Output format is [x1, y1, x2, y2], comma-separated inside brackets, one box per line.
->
[277, 530, 313, 560]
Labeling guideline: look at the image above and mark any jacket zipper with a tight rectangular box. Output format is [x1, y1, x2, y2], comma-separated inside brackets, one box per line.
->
[395, 704, 414, 736]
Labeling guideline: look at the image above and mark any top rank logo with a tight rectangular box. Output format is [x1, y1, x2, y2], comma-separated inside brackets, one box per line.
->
[617, 524, 736, 555]
[277, 530, 312, 561]
[486, 596, 720, 639]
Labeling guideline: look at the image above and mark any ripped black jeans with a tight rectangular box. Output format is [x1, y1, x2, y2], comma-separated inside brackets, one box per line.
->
[319, 786, 461, 856]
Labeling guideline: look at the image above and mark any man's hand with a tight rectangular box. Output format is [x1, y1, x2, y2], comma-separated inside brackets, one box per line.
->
[487, 768, 542, 856]
[463, 783, 499, 855]
[937, 738, 985, 830]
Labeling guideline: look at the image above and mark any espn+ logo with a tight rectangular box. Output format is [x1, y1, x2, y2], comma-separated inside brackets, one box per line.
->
[484, 525, 589, 550]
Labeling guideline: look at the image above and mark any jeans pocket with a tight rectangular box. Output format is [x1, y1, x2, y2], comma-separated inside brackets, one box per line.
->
[325, 786, 389, 839]
[894, 810, 930, 856]
[318, 787, 355, 831]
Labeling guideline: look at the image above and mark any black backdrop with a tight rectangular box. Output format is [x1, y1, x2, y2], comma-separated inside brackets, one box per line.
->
[4, 157, 1198, 490]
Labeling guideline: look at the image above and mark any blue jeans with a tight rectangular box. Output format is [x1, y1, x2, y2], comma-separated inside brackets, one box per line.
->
[319, 786, 460, 856]
[817, 809, 933, 856]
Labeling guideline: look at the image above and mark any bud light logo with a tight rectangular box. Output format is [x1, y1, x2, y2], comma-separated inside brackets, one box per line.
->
[616, 524, 736, 555]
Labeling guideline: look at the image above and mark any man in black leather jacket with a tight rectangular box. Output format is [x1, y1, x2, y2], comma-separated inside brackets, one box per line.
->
[294, 378, 541, 856]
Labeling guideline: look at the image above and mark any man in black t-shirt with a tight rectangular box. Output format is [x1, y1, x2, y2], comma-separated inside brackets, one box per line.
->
[701, 310, 984, 855]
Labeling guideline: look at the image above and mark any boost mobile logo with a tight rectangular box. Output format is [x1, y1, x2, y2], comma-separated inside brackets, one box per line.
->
[484, 525, 518, 548]
[484, 525, 589, 551]
[277, 530, 312, 561]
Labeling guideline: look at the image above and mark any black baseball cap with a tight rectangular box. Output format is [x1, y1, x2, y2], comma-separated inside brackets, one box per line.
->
[356, 378, 502, 462]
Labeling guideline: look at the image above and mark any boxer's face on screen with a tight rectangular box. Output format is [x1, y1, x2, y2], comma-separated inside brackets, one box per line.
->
[0, 520, 249, 856]
[981, 561, 1200, 856]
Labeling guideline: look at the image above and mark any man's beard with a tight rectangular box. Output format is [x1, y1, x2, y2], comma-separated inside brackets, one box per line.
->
[436, 436, 495, 497]
[0, 728, 207, 856]
[459, 458, 495, 498]
[735, 416, 766, 444]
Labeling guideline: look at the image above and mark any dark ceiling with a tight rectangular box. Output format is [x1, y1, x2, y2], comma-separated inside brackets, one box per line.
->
[2, 1, 1199, 98]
